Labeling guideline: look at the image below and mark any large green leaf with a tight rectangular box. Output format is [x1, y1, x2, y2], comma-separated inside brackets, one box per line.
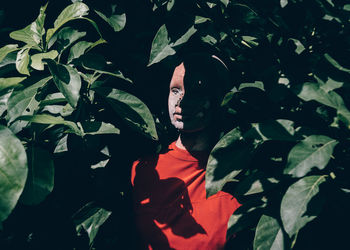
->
[9, 3, 47, 50]
[10, 25, 39, 48]
[80, 121, 120, 135]
[295, 82, 350, 125]
[94, 87, 158, 140]
[206, 128, 253, 197]
[148, 24, 175, 66]
[48, 27, 86, 52]
[67, 41, 92, 63]
[315, 75, 343, 92]
[227, 198, 267, 238]
[16, 48, 30, 75]
[7, 76, 52, 123]
[20, 146, 54, 205]
[324, 53, 350, 74]
[234, 171, 279, 197]
[148, 24, 197, 66]
[284, 135, 338, 178]
[0, 77, 27, 91]
[220, 0, 229, 7]
[0, 45, 19, 63]
[30, 51, 58, 70]
[46, 59, 81, 108]
[254, 215, 284, 250]
[54, 135, 68, 153]
[46, 2, 89, 43]
[73, 202, 112, 245]
[171, 25, 197, 47]
[246, 119, 298, 142]
[0, 125, 28, 222]
[80, 53, 106, 71]
[16, 114, 83, 136]
[281, 175, 326, 237]
[0, 91, 12, 116]
[95, 7, 126, 32]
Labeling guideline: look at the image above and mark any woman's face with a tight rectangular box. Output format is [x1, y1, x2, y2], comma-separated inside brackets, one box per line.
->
[168, 63, 215, 132]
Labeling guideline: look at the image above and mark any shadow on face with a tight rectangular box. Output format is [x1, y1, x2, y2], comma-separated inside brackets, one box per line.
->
[168, 54, 229, 133]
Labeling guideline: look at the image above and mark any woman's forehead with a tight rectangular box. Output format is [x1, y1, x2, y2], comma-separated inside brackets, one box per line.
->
[170, 63, 209, 88]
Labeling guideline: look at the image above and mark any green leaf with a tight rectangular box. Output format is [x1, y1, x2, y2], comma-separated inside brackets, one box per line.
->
[314, 75, 343, 92]
[0, 91, 12, 116]
[295, 81, 350, 125]
[95, 9, 126, 32]
[206, 128, 253, 197]
[148, 24, 197, 66]
[80, 53, 106, 71]
[16, 48, 30, 75]
[73, 202, 112, 245]
[20, 146, 54, 205]
[344, 4, 350, 11]
[16, 114, 83, 136]
[82, 208, 112, 244]
[46, 2, 89, 43]
[7, 76, 52, 123]
[280, 0, 288, 8]
[242, 36, 259, 47]
[234, 171, 279, 196]
[201, 34, 217, 45]
[289, 38, 305, 54]
[324, 53, 350, 74]
[88, 38, 107, 51]
[148, 24, 175, 66]
[46, 59, 81, 108]
[239, 81, 265, 91]
[167, 0, 175, 11]
[10, 24, 39, 47]
[94, 87, 158, 140]
[67, 41, 92, 63]
[172, 25, 197, 47]
[284, 135, 338, 178]
[254, 215, 284, 250]
[247, 119, 298, 142]
[9, 4, 47, 49]
[80, 17, 103, 38]
[54, 135, 68, 153]
[0, 50, 16, 69]
[281, 175, 326, 237]
[0, 77, 27, 91]
[195, 16, 210, 24]
[227, 198, 267, 237]
[220, 0, 229, 7]
[0, 125, 28, 222]
[89, 69, 133, 84]
[80, 121, 120, 135]
[42, 103, 74, 117]
[49, 27, 86, 52]
[30, 51, 58, 70]
[0, 44, 19, 63]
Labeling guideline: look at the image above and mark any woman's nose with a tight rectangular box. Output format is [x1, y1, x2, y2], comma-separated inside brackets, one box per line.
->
[176, 94, 184, 106]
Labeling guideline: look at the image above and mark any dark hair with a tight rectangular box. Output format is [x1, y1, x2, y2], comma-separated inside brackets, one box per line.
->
[181, 53, 230, 104]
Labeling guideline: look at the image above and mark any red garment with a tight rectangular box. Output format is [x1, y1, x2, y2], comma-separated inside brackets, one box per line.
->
[131, 142, 241, 250]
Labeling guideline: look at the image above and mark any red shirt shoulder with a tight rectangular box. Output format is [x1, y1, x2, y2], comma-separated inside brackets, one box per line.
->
[131, 142, 241, 249]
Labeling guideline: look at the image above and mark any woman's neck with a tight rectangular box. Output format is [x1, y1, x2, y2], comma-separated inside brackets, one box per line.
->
[175, 128, 217, 152]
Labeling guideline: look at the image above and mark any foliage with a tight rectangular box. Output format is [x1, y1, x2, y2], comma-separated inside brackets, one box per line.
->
[1, 0, 350, 249]
[0, 1, 157, 249]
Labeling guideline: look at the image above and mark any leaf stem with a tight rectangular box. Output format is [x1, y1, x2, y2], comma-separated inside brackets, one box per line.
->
[291, 231, 299, 249]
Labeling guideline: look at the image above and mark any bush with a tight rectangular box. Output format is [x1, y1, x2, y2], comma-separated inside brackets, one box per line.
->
[1, 0, 350, 249]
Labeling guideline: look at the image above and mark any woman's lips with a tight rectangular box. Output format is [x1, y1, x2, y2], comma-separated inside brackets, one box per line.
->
[174, 113, 184, 121]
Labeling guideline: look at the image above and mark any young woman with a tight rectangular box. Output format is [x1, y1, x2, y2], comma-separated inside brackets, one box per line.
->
[131, 53, 240, 249]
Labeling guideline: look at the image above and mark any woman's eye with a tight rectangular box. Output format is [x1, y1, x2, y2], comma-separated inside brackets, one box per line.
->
[171, 88, 180, 94]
